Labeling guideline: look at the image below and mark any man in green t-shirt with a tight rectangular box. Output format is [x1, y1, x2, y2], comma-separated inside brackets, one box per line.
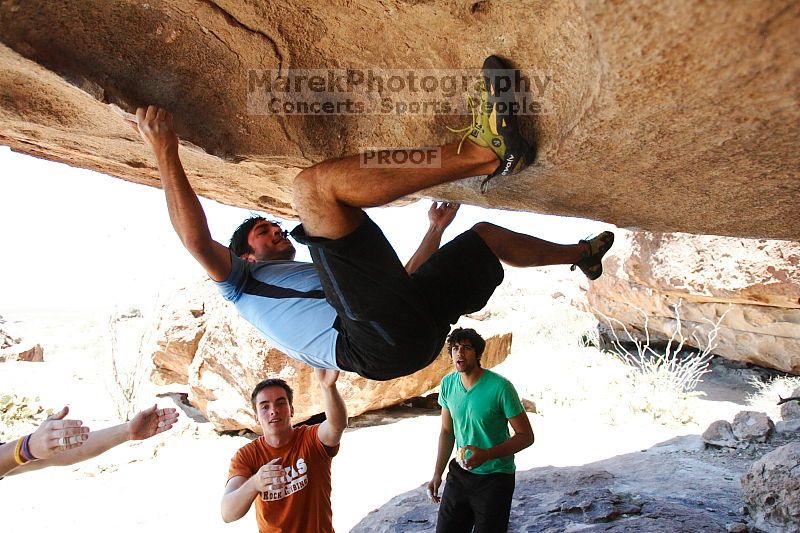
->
[427, 328, 534, 532]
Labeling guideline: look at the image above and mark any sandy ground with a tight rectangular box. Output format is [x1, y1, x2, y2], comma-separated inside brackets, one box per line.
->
[0, 274, 782, 533]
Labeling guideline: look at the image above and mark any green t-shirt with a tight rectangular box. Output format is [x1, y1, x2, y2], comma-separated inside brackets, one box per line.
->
[439, 369, 525, 475]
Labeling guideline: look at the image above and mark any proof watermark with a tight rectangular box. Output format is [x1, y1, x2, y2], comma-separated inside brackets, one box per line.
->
[247, 68, 552, 116]
[359, 147, 442, 169]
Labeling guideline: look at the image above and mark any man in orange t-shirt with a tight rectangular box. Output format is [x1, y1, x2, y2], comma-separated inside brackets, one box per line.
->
[221, 369, 347, 532]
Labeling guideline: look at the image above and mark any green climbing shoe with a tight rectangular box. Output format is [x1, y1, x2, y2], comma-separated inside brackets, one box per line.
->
[448, 55, 536, 193]
[570, 231, 615, 281]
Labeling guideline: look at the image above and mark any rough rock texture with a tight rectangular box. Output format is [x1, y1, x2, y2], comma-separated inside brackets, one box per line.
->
[149, 286, 207, 386]
[780, 388, 800, 421]
[704, 412, 778, 448]
[588, 230, 800, 374]
[354, 410, 800, 532]
[0, 341, 43, 363]
[776, 420, 800, 434]
[732, 411, 774, 443]
[741, 442, 800, 533]
[727, 523, 748, 533]
[0, 318, 43, 363]
[702, 420, 738, 449]
[2, 2, 800, 239]
[353, 435, 758, 532]
[148, 279, 512, 432]
[0, 328, 13, 349]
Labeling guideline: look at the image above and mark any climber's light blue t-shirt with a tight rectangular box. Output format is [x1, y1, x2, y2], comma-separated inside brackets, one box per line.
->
[214, 252, 340, 369]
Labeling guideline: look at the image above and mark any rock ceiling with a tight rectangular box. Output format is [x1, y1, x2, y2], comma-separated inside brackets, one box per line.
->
[1, 1, 798, 239]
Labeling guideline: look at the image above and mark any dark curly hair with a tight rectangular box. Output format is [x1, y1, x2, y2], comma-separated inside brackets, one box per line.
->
[446, 327, 486, 361]
[229, 215, 266, 257]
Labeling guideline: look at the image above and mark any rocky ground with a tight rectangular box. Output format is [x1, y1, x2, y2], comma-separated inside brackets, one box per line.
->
[1, 269, 798, 532]
[353, 418, 800, 532]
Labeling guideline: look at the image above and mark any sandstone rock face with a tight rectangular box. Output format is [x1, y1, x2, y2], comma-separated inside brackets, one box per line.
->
[148, 286, 208, 385]
[741, 442, 800, 533]
[149, 279, 512, 432]
[588, 230, 800, 374]
[1, 2, 799, 239]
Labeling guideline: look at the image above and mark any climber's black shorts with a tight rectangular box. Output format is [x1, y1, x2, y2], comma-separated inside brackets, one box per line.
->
[292, 214, 503, 381]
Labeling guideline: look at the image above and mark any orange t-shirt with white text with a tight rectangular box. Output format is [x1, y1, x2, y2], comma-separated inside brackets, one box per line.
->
[228, 424, 338, 533]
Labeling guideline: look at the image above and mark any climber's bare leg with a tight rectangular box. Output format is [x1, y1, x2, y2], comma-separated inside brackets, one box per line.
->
[292, 142, 498, 239]
[471, 222, 589, 267]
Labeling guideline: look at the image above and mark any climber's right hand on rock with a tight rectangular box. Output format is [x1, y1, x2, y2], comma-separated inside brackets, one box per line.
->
[124, 105, 179, 157]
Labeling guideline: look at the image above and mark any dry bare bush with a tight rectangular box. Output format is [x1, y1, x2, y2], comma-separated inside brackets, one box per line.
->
[594, 300, 730, 424]
[747, 375, 800, 416]
[107, 310, 148, 421]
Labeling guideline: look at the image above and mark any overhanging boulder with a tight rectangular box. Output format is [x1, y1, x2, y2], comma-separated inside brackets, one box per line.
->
[1, 1, 799, 239]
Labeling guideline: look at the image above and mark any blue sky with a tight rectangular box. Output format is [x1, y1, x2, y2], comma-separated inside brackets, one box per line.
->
[0, 146, 610, 311]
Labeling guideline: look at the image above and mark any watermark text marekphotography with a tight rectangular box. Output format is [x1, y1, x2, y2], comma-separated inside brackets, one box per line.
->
[247, 68, 552, 116]
[359, 147, 442, 169]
